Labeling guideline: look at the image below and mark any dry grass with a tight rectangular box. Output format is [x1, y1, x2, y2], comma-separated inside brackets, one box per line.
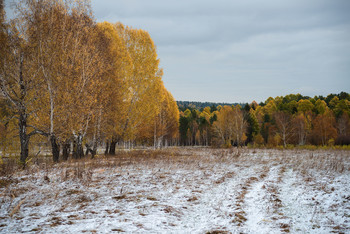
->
[9, 198, 26, 217]
[206, 231, 231, 234]
[0, 147, 348, 232]
[0, 157, 21, 176]
[113, 195, 126, 200]
[2, 147, 348, 178]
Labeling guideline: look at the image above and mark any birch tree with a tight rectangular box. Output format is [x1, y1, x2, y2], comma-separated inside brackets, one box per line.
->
[113, 23, 163, 151]
[0, 15, 43, 166]
[273, 111, 292, 147]
[86, 22, 131, 158]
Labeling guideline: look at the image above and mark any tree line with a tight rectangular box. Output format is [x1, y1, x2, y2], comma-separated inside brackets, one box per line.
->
[179, 92, 350, 147]
[177, 101, 240, 112]
[0, 0, 179, 166]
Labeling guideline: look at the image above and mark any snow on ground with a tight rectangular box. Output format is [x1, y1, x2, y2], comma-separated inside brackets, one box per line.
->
[0, 148, 349, 233]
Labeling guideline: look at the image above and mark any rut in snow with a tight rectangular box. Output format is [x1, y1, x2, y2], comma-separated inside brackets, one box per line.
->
[231, 165, 291, 233]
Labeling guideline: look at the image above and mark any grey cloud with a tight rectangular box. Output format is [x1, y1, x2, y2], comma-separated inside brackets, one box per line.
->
[95, 0, 350, 49]
[80, 0, 350, 102]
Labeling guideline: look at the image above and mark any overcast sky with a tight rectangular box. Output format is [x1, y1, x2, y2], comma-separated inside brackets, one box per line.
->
[5, 0, 350, 103]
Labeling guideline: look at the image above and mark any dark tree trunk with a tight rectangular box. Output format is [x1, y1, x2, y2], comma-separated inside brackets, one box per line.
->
[91, 108, 101, 159]
[91, 141, 97, 159]
[91, 147, 97, 159]
[85, 144, 90, 156]
[85, 143, 95, 158]
[72, 139, 78, 159]
[62, 140, 70, 161]
[77, 143, 84, 159]
[18, 56, 30, 168]
[104, 140, 110, 155]
[109, 138, 117, 155]
[73, 134, 84, 159]
[51, 134, 60, 163]
[19, 111, 29, 168]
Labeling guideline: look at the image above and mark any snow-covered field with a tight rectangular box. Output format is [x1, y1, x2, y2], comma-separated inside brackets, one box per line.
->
[0, 148, 349, 233]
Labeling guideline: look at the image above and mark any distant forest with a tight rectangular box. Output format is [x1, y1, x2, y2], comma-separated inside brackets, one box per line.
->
[178, 92, 350, 147]
[178, 92, 349, 112]
[177, 101, 240, 112]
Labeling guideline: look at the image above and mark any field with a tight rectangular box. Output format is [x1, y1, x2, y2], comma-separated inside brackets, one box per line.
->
[0, 148, 349, 233]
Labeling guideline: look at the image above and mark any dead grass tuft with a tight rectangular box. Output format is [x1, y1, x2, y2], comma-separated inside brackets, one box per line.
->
[66, 189, 82, 196]
[187, 196, 198, 202]
[9, 198, 25, 217]
[215, 172, 236, 184]
[232, 212, 247, 225]
[75, 195, 91, 204]
[206, 230, 230, 234]
[33, 201, 41, 207]
[163, 205, 183, 217]
[0, 158, 19, 177]
[49, 216, 64, 227]
[67, 214, 79, 219]
[0, 178, 17, 188]
[146, 196, 157, 201]
[113, 194, 126, 200]
[247, 176, 259, 183]
[280, 223, 290, 232]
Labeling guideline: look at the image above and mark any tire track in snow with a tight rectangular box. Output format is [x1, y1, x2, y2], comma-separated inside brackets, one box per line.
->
[230, 165, 270, 232]
[238, 165, 291, 233]
[261, 165, 291, 233]
[178, 165, 263, 233]
[243, 168, 275, 233]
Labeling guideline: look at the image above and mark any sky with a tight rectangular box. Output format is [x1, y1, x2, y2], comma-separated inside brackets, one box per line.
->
[4, 0, 350, 103]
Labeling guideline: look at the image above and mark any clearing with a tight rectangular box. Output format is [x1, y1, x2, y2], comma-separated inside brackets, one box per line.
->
[0, 148, 349, 233]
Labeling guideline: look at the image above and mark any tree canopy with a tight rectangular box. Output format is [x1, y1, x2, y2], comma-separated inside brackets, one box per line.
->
[0, 0, 179, 165]
[178, 92, 350, 147]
